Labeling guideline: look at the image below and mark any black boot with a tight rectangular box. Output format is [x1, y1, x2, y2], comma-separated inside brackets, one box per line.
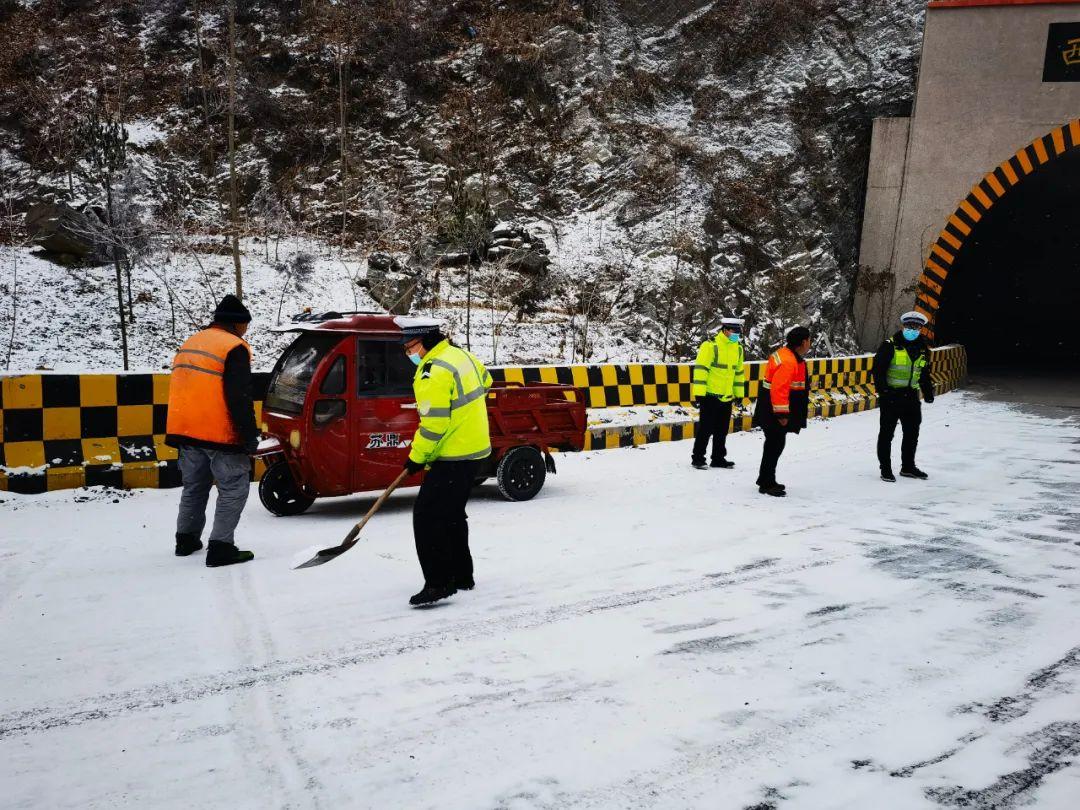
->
[175, 533, 203, 557]
[710, 459, 735, 469]
[455, 576, 475, 591]
[691, 461, 708, 470]
[409, 584, 457, 606]
[758, 483, 786, 497]
[881, 468, 896, 482]
[900, 466, 928, 480]
[206, 541, 255, 567]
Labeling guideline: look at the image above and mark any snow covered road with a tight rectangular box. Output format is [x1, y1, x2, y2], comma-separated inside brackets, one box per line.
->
[2, 392, 1079, 809]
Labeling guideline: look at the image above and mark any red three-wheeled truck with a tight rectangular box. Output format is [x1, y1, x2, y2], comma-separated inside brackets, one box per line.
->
[254, 313, 587, 516]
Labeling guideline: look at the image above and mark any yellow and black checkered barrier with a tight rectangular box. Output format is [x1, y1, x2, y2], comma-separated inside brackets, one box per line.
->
[0, 347, 965, 494]
[0, 373, 272, 494]
[576, 345, 967, 450]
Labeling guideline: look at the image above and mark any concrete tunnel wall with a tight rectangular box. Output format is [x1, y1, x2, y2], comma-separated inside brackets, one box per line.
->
[855, 0, 1080, 349]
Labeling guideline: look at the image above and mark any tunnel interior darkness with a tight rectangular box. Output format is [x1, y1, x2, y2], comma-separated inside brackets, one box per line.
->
[934, 146, 1080, 367]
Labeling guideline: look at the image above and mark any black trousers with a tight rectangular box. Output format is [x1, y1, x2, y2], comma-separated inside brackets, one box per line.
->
[877, 393, 921, 470]
[756, 423, 788, 487]
[691, 397, 733, 464]
[413, 460, 478, 588]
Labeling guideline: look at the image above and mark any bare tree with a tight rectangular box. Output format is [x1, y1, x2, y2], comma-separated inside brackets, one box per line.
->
[328, 10, 354, 244]
[24, 85, 86, 200]
[477, 257, 527, 365]
[1, 152, 32, 371]
[226, 0, 243, 298]
[160, 215, 222, 308]
[438, 168, 494, 351]
[192, 0, 217, 178]
[78, 89, 131, 369]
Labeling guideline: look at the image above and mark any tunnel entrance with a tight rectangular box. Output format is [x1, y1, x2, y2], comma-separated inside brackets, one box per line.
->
[934, 145, 1080, 367]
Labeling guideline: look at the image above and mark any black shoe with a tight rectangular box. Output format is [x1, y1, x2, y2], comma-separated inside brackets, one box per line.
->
[691, 461, 709, 470]
[774, 482, 786, 491]
[175, 533, 203, 557]
[206, 541, 255, 567]
[456, 577, 475, 591]
[710, 459, 735, 469]
[881, 468, 896, 482]
[409, 584, 457, 606]
[900, 467, 928, 480]
[758, 484, 786, 497]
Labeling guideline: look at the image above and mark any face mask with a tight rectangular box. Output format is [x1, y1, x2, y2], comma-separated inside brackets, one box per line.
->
[902, 328, 920, 341]
[407, 351, 422, 366]
[727, 333, 740, 343]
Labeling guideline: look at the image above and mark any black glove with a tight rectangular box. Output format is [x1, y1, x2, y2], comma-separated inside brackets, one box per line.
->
[924, 393, 934, 404]
[244, 436, 260, 455]
[404, 458, 425, 475]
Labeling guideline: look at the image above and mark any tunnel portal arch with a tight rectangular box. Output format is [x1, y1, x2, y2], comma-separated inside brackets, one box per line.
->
[914, 119, 1080, 364]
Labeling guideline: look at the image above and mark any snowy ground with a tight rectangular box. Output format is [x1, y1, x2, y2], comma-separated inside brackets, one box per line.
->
[2, 391, 1080, 809]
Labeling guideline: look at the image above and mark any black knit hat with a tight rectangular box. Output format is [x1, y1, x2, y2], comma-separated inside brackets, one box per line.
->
[213, 294, 252, 324]
[785, 326, 810, 348]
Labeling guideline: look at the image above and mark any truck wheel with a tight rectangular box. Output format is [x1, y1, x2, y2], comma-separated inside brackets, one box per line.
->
[259, 461, 315, 516]
[496, 446, 546, 501]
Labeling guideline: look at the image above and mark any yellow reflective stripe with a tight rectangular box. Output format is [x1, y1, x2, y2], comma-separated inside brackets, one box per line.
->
[450, 386, 487, 409]
[172, 363, 223, 377]
[439, 447, 492, 461]
[176, 348, 226, 365]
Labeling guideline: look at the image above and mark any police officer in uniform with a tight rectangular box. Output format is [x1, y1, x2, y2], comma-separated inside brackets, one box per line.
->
[690, 317, 746, 469]
[402, 328, 493, 606]
[873, 311, 934, 482]
[166, 294, 258, 567]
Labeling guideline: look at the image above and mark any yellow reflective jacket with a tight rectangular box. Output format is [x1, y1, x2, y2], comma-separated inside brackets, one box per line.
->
[692, 335, 746, 400]
[408, 340, 493, 464]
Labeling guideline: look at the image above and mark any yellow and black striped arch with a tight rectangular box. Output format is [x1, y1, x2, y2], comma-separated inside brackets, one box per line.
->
[916, 119, 1080, 337]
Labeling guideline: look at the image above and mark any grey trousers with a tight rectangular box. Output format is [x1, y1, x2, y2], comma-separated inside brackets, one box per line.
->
[176, 445, 251, 545]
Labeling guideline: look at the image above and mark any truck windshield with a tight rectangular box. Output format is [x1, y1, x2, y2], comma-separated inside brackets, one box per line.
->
[358, 339, 416, 397]
[264, 333, 341, 415]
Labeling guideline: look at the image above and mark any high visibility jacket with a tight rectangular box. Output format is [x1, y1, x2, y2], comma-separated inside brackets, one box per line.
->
[884, 338, 928, 390]
[408, 340, 493, 465]
[762, 346, 806, 416]
[692, 335, 746, 400]
[166, 327, 252, 447]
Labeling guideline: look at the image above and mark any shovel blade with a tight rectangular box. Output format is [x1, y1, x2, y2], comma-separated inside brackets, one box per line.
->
[293, 543, 349, 570]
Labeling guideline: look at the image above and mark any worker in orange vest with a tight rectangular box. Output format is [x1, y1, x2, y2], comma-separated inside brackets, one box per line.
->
[165, 295, 259, 567]
[753, 326, 811, 497]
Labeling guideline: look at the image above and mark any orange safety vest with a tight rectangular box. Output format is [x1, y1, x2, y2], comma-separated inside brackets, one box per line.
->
[166, 327, 252, 446]
[762, 346, 806, 415]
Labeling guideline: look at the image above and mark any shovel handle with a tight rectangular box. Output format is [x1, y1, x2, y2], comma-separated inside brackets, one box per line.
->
[341, 468, 411, 547]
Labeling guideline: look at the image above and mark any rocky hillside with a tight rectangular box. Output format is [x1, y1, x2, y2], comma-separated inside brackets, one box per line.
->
[0, 0, 926, 369]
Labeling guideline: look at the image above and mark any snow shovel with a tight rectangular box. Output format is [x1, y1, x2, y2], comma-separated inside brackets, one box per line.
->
[293, 469, 410, 570]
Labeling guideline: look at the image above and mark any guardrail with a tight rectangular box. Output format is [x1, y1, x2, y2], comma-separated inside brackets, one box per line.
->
[0, 345, 966, 494]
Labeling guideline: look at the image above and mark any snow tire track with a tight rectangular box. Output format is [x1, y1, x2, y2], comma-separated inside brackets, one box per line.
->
[0, 555, 838, 741]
